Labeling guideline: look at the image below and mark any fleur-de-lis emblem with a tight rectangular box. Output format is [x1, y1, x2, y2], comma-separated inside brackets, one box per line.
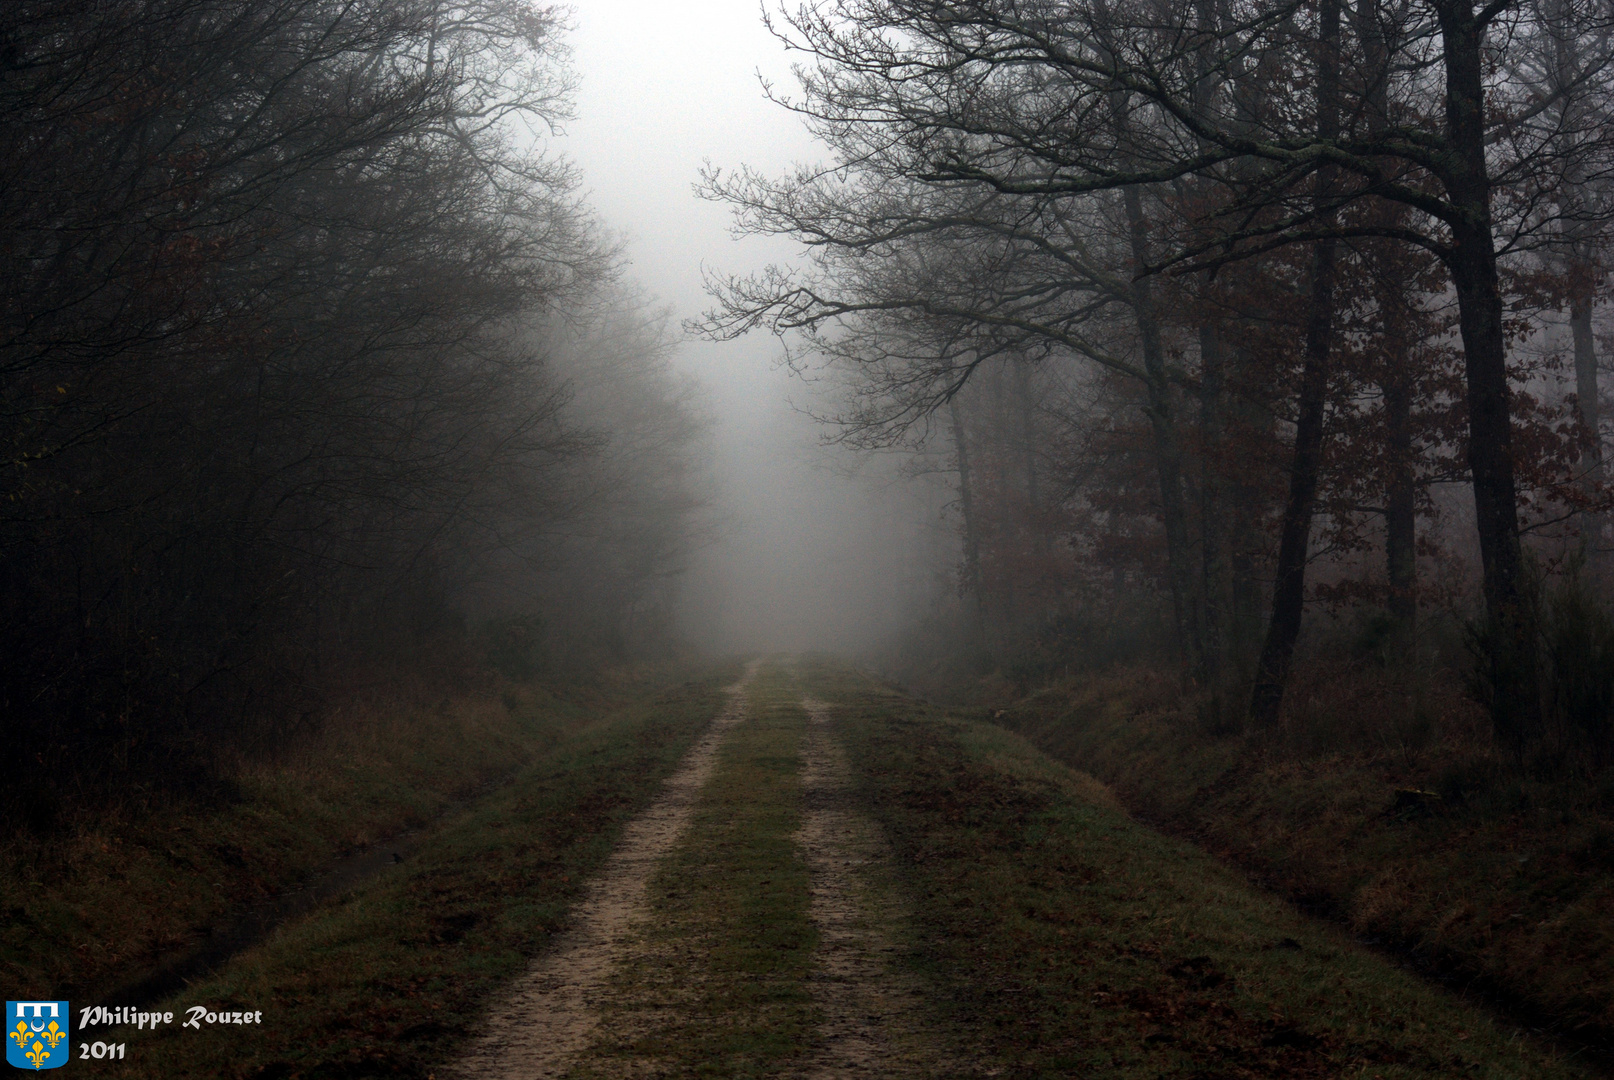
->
[8, 1022, 28, 1050]
[23, 1039, 49, 1068]
[38, 1022, 64, 1049]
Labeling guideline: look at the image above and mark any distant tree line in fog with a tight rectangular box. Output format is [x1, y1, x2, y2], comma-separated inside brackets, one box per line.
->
[1, 0, 706, 811]
[701, 0, 1614, 757]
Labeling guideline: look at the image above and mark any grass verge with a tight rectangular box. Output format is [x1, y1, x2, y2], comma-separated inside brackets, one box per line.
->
[58, 662, 740, 1079]
[986, 667, 1614, 1045]
[5, 677, 570, 1003]
[804, 657, 1594, 1079]
[568, 661, 817, 1078]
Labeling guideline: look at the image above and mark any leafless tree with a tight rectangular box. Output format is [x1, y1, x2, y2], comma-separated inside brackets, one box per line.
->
[700, 0, 1614, 746]
[0, 1, 705, 813]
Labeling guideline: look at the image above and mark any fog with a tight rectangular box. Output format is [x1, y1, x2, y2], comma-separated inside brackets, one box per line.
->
[561, 0, 943, 653]
[8, 2, 1613, 1059]
[5, 0, 1606, 767]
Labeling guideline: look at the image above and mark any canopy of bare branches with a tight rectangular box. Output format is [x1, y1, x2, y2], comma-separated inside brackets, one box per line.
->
[0, 1, 709, 803]
[700, 0, 1614, 749]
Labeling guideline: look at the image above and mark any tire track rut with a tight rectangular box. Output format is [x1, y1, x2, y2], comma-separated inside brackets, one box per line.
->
[792, 697, 960, 1078]
[451, 663, 758, 1079]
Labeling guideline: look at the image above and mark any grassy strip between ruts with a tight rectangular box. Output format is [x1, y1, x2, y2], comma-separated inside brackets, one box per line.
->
[71, 662, 740, 1080]
[802, 657, 1595, 1080]
[566, 660, 818, 1079]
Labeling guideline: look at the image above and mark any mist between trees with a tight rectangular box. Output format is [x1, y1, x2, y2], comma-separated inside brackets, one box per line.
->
[697, 0, 1614, 763]
[0, 1, 710, 825]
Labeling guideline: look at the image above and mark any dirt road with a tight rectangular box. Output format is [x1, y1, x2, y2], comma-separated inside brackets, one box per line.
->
[445, 658, 1590, 1080]
[453, 663, 760, 1079]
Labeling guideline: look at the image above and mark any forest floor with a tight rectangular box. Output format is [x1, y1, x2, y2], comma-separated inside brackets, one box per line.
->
[36, 657, 1602, 1078]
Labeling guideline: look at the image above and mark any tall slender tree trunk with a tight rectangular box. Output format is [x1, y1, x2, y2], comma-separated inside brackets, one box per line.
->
[1571, 291, 1604, 485]
[1571, 291, 1608, 565]
[1124, 185, 1203, 682]
[1450, 243, 1542, 752]
[1013, 360, 1049, 574]
[1436, 0, 1542, 753]
[1546, 0, 1606, 552]
[1250, 241, 1337, 724]
[1199, 321, 1232, 689]
[1227, 351, 1268, 674]
[1014, 361, 1041, 516]
[983, 364, 1018, 625]
[1109, 73, 1204, 682]
[949, 395, 987, 646]
[1189, 0, 1231, 692]
[1250, 0, 1341, 727]
[1384, 366, 1418, 627]
[1356, 0, 1420, 633]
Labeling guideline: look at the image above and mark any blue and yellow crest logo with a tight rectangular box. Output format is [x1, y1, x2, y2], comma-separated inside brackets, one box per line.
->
[6, 1002, 69, 1070]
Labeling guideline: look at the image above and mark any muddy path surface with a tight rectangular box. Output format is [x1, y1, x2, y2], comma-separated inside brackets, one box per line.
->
[451, 662, 760, 1080]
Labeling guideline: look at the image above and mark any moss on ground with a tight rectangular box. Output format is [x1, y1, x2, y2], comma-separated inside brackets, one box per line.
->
[4, 679, 574, 1002]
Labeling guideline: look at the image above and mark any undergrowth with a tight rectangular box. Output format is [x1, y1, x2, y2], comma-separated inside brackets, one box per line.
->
[1, 661, 727, 1006]
[58, 663, 739, 1078]
[808, 657, 1593, 1079]
[982, 660, 1614, 1046]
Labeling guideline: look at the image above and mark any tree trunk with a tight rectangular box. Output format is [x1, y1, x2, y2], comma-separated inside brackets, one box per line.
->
[1250, 237, 1337, 724]
[1013, 359, 1052, 625]
[1357, 0, 1419, 632]
[1572, 291, 1603, 483]
[1546, 0, 1607, 554]
[1435, 0, 1542, 753]
[1225, 344, 1268, 676]
[1124, 185, 1203, 682]
[1014, 361, 1042, 525]
[1250, 0, 1341, 727]
[1189, 0, 1231, 692]
[1571, 291, 1608, 563]
[984, 364, 1018, 626]
[949, 395, 987, 645]
[1199, 321, 1231, 689]
[1384, 368, 1418, 626]
[1228, 451, 1265, 674]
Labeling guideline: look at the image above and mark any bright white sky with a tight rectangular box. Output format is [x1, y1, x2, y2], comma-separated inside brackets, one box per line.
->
[562, 0, 814, 316]
[558, 0, 943, 654]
